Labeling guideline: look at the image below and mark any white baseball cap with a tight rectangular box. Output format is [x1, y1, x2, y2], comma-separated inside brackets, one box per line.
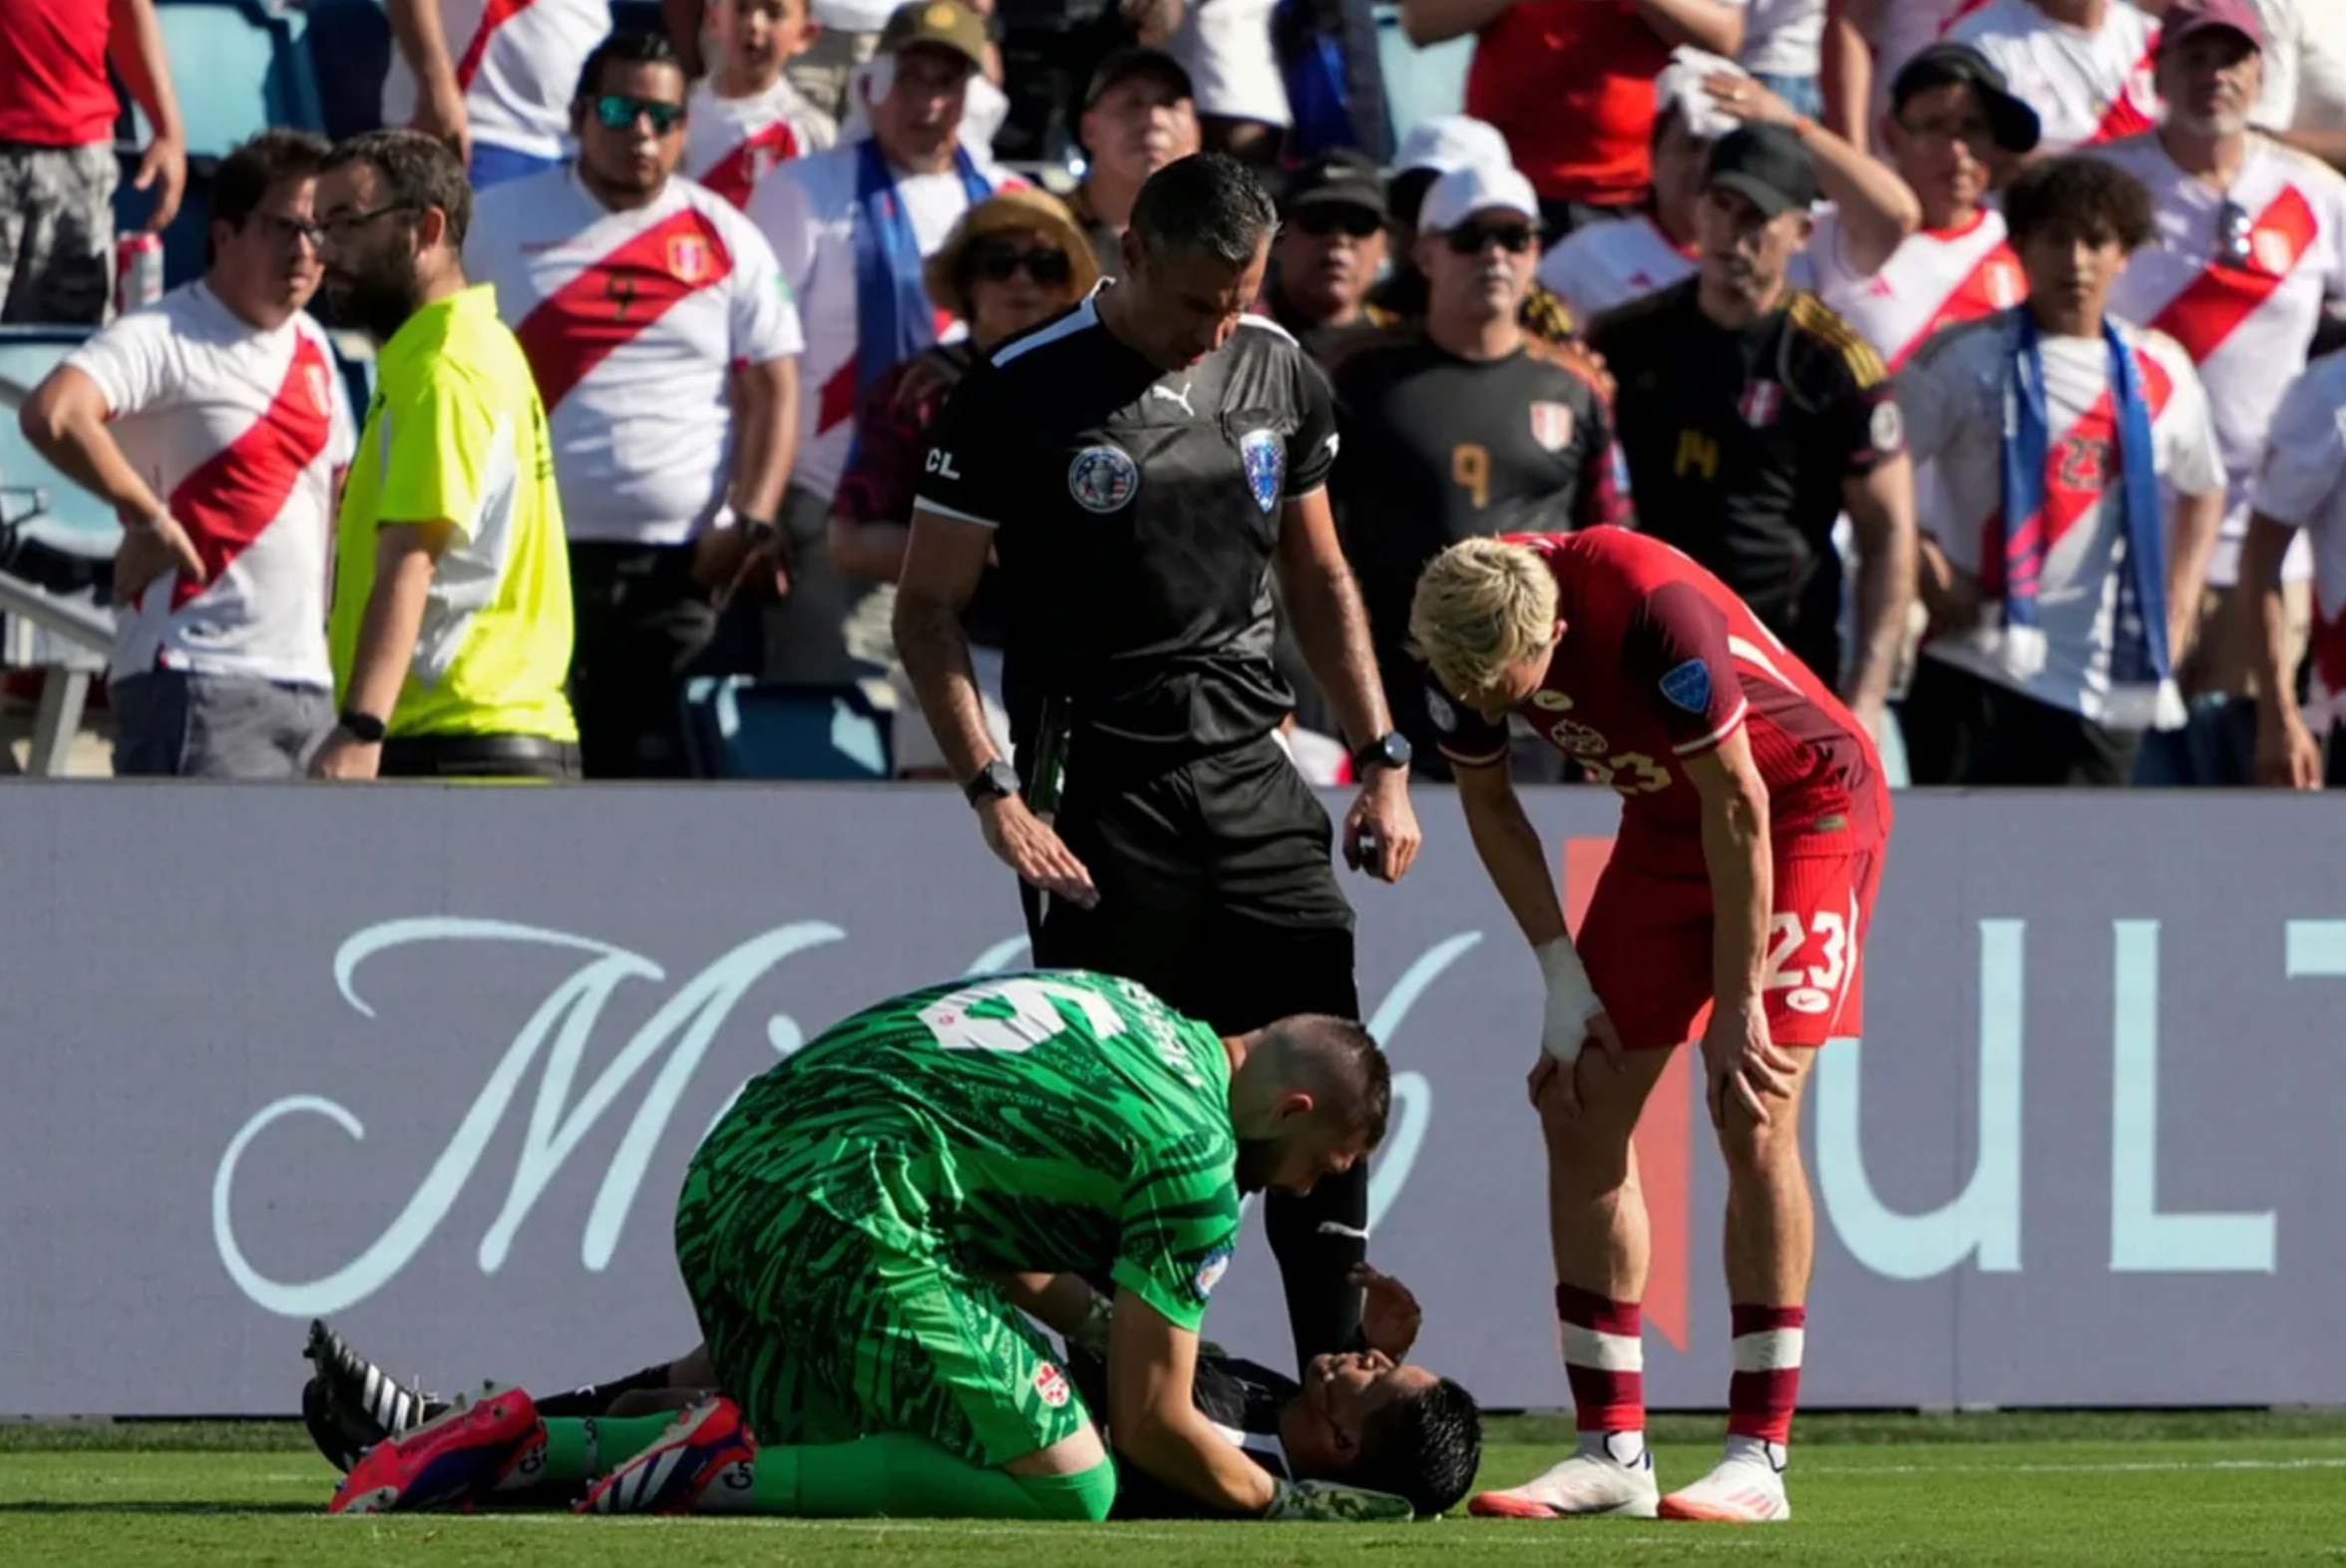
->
[1392, 115, 1513, 177]
[1654, 47, 1748, 142]
[1418, 162, 1541, 233]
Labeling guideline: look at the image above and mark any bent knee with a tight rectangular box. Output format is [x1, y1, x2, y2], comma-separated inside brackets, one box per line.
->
[1716, 1114, 1805, 1181]
[1541, 1116, 1638, 1192]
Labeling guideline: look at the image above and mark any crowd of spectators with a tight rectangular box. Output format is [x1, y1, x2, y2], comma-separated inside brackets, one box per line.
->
[3, 0, 2346, 787]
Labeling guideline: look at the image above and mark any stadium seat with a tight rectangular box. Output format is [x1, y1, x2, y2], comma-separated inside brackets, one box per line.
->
[681, 677, 894, 781]
[141, 0, 324, 160]
[0, 328, 120, 577]
[1373, 1, 1470, 144]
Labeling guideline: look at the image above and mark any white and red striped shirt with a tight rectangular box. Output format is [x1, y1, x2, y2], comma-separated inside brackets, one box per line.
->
[1810, 205, 2026, 369]
[2098, 134, 2346, 585]
[1537, 213, 1697, 321]
[2251, 352, 2346, 718]
[66, 284, 353, 687]
[684, 78, 837, 212]
[746, 143, 1016, 503]
[464, 166, 805, 546]
[1869, 0, 1987, 129]
[1897, 313, 2223, 723]
[382, 0, 611, 162]
[1946, 0, 2160, 154]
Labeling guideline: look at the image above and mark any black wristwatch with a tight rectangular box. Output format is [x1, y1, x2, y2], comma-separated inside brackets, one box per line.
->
[964, 758, 1019, 808]
[1352, 731, 1412, 775]
[740, 516, 778, 548]
[338, 709, 388, 744]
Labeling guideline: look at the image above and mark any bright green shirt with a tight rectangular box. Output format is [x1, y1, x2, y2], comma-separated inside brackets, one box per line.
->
[331, 285, 576, 742]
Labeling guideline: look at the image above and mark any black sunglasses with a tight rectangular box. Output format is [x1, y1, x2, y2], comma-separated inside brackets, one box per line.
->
[1444, 220, 1538, 255]
[1294, 206, 1382, 240]
[2214, 196, 2255, 269]
[966, 242, 1074, 286]
[592, 93, 685, 134]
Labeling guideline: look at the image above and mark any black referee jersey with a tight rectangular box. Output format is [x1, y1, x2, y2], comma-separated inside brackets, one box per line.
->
[1065, 1346, 1299, 1518]
[912, 289, 1341, 765]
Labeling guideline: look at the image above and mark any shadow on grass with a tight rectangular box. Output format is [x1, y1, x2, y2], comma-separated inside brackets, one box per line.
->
[0, 1501, 321, 1516]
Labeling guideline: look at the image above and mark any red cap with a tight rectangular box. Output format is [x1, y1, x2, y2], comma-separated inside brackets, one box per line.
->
[2158, 0, 2265, 54]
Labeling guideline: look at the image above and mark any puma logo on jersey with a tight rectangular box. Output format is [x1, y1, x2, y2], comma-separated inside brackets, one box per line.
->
[1148, 382, 1196, 418]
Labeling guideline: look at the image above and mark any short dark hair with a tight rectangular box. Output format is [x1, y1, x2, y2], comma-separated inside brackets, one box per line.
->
[212, 129, 331, 231]
[1354, 1376, 1484, 1517]
[2004, 155, 2153, 253]
[575, 28, 686, 103]
[1262, 1014, 1391, 1147]
[1129, 152, 1278, 268]
[322, 129, 474, 248]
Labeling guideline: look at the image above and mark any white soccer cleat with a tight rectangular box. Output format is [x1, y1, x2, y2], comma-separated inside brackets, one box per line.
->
[1468, 1443, 1660, 1519]
[1658, 1452, 1790, 1522]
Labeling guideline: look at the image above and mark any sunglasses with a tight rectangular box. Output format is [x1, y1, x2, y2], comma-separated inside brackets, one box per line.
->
[2213, 196, 2255, 269]
[591, 93, 685, 134]
[1444, 220, 1537, 255]
[965, 243, 1074, 285]
[1294, 206, 1382, 240]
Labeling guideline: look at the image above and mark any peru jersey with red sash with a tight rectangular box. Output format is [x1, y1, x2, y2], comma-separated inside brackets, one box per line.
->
[464, 165, 804, 545]
[1430, 528, 1887, 871]
[685, 78, 837, 210]
[2099, 134, 2346, 582]
[380, 0, 611, 161]
[1947, 0, 2159, 153]
[1811, 205, 2027, 371]
[2252, 353, 2346, 724]
[64, 283, 352, 686]
[1895, 311, 2224, 722]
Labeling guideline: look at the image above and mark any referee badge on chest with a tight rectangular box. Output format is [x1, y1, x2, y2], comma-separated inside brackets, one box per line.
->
[1239, 429, 1284, 514]
[1068, 445, 1140, 514]
[1739, 380, 1783, 429]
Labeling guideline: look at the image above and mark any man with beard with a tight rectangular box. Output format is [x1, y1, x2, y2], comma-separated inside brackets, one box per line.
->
[1066, 48, 1203, 279]
[308, 130, 580, 781]
[326, 971, 1413, 1522]
[1334, 162, 1627, 777]
[1586, 125, 1917, 738]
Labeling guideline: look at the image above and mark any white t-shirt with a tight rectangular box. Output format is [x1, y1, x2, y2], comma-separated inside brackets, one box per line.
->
[1810, 205, 2026, 370]
[1946, 0, 2159, 154]
[2294, 0, 2346, 132]
[381, 0, 611, 161]
[66, 283, 353, 687]
[685, 79, 837, 211]
[1169, 0, 1292, 127]
[1897, 313, 2224, 724]
[2097, 134, 2346, 585]
[1742, 0, 1825, 80]
[1867, 0, 1982, 133]
[1537, 214, 1695, 321]
[465, 167, 806, 546]
[747, 142, 1015, 502]
[2251, 350, 2346, 717]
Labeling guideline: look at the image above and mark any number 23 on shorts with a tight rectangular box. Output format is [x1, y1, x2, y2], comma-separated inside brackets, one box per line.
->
[1760, 855, 1872, 1042]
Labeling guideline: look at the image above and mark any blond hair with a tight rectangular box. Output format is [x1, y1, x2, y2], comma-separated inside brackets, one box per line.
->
[1408, 538, 1559, 697]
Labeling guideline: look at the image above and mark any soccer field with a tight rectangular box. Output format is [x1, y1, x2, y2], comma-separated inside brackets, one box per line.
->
[4, 1412, 2342, 1567]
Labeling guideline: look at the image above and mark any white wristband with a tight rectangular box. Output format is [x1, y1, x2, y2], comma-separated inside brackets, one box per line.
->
[1535, 938, 1605, 1063]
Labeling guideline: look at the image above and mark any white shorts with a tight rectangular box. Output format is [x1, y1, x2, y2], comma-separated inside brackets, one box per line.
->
[889, 643, 1011, 777]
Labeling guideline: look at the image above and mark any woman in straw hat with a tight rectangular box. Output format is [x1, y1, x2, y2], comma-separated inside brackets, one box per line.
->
[828, 186, 1099, 776]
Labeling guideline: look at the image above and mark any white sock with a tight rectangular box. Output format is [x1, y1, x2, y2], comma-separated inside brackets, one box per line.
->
[1723, 1434, 1787, 1472]
[1577, 1428, 1648, 1466]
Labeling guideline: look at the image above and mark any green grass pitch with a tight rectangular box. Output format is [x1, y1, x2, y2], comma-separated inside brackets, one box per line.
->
[3, 1411, 2343, 1567]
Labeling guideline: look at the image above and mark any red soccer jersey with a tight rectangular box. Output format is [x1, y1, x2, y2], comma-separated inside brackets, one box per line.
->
[1432, 528, 1887, 865]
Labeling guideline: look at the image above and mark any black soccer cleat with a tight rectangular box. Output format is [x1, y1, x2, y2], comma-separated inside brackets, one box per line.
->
[302, 1318, 447, 1473]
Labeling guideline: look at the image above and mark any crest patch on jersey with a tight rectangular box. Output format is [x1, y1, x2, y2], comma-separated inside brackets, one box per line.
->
[1529, 401, 1576, 453]
[1033, 1364, 1072, 1408]
[1192, 1244, 1235, 1303]
[304, 365, 331, 418]
[1549, 718, 1610, 757]
[1660, 657, 1713, 714]
[1739, 380, 1783, 429]
[668, 235, 711, 284]
[1240, 429, 1283, 514]
[1068, 445, 1140, 514]
[1425, 686, 1458, 734]
[1869, 399, 1904, 454]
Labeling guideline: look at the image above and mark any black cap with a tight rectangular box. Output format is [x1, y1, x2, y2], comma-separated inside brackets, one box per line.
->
[1704, 124, 1817, 218]
[1282, 148, 1387, 220]
[1891, 42, 2044, 154]
[1083, 46, 1193, 110]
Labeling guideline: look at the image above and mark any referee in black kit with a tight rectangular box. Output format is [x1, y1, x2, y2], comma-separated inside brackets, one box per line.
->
[894, 153, 1421, 1370]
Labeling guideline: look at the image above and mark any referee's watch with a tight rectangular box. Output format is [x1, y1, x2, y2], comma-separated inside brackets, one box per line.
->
[964, 758, 1019, 809]
[338, 709, 388, 744]
[1352, 731, 1413, 775]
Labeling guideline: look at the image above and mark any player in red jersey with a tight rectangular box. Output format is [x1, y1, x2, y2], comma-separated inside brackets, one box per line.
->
[1408, 528, 1890, 1524]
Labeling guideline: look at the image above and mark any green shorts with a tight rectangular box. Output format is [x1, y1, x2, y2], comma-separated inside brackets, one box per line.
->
[673, 1149, 1091, 1468]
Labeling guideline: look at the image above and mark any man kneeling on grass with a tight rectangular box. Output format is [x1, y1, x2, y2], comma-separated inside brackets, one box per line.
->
[305, 1258, 1480, 1519]
[322, 970, 1441, 1521]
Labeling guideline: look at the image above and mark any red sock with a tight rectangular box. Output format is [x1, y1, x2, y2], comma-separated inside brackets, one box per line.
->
[1727, 1304, 1805, 1446]
[1555, 1284, 1644, 1434]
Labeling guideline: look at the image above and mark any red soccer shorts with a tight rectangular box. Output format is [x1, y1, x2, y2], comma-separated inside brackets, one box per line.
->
[1578, 841, 1885, 1051]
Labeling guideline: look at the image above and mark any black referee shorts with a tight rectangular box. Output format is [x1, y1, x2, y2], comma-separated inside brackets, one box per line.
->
[1022, 731, 1361, 1028]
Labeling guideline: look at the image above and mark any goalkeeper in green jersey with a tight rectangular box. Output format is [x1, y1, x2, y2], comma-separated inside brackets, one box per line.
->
[327, 970, 1409, 1522]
